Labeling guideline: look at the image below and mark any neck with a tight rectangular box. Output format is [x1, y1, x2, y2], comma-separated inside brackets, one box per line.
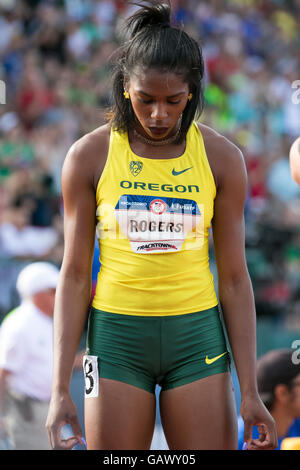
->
[134, 128, 180, 146]
[31, 299, 53, 318]
[271, 404, 294, 438]
[134, 117, 182, 147]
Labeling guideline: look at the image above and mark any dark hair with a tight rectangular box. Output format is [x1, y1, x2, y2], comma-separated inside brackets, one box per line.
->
[257, 349, 300, 412]
[108, 1, 205, 143]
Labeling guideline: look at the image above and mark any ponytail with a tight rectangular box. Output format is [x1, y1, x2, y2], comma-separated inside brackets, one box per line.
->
[126, 1, 171, 38]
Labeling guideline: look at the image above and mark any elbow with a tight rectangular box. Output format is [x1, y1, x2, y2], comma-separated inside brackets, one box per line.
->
[59, 263, 92, 289]
[218, 271, 252, 298]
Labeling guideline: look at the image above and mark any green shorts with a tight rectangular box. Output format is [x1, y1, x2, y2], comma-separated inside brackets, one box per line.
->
[85, 306, 230, 395]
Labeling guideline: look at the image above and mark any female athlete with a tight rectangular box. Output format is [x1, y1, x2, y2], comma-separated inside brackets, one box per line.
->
[46, 1, 277, 450]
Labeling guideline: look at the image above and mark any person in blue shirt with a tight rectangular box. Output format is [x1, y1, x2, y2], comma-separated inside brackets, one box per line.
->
[238, 348, 300, 450]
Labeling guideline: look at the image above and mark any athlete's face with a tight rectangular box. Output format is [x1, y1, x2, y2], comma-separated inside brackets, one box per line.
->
[126, 68, 190, 140]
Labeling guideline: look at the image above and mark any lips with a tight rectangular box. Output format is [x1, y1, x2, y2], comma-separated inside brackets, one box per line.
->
[148, 127, 169, 136]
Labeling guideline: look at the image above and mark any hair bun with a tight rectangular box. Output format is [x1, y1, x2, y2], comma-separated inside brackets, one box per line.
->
[126, 2, 171, 38]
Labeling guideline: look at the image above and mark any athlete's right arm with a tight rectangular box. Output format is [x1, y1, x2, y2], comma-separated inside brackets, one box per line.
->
[46, 129, 107, 450]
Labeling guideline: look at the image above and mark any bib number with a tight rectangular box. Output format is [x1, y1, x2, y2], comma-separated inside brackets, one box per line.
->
[83, 355, 99, 397]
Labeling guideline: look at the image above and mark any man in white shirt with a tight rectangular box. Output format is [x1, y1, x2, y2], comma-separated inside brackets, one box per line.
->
[0, 262, 59, 450]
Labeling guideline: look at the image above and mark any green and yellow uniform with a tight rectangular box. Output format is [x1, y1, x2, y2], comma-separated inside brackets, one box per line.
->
[84, 122, 230, 395]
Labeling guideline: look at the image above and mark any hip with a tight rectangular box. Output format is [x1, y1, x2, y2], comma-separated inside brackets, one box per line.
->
[85, 306, 230, 393]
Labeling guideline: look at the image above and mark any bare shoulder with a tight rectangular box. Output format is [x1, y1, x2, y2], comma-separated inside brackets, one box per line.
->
[63, 123, 111, 190]
[197, 122, 247, 189]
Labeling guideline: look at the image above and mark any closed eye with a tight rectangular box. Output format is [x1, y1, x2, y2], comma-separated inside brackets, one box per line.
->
[139, 98, 152, 104]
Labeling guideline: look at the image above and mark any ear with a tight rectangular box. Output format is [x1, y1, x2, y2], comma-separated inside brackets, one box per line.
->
[274, 384, 290, 405]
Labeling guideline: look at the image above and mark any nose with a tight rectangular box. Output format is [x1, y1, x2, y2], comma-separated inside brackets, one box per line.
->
[150, 103, 168, 120]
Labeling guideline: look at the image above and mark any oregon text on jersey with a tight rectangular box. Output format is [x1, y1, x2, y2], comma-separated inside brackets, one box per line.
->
[120, 180, 200, 193]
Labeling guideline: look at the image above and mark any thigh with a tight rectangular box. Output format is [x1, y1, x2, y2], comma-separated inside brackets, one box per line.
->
[85, 378, 156, 450]
[159, 372, 238, 450]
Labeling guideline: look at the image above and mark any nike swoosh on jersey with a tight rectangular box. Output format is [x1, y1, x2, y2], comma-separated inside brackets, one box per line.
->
[205, 352, 227, 365]
[172, 167, 193, 176]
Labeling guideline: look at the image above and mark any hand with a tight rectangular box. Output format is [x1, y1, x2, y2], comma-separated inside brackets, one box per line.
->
[46, 393, 84, 450]
[240, 393, 278, 450]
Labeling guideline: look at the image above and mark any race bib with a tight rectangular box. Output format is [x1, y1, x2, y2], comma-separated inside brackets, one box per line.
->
[83, 355, 99, 398]
[114, 194, 203, 254]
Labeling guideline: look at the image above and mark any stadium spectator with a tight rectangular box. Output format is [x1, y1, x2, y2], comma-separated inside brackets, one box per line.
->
[238, 348, 300, 450]
[0, 262, 59, 449]
[0, 261, 84, 449]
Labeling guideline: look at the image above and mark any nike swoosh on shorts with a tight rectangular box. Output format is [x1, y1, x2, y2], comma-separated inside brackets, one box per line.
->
[205, 352, 227, 365]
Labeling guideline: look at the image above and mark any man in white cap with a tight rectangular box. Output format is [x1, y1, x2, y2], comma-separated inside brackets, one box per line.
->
[0, 262, 59, 450]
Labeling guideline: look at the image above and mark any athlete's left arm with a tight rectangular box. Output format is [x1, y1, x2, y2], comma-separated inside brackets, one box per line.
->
[210, 136, 277, 451]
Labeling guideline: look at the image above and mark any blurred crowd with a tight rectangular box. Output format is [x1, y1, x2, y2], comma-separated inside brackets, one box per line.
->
[0, 0, 300, 326]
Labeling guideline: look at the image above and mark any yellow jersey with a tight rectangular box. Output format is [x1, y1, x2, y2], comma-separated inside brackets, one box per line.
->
[92, 121, 218, 316]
